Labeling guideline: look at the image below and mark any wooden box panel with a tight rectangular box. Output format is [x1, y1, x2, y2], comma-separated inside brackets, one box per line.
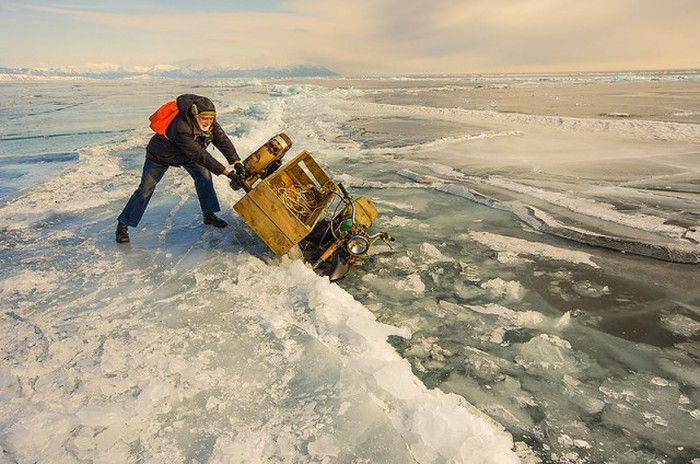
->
[233, 194, 293, 255]
[234, 151, 337, 255]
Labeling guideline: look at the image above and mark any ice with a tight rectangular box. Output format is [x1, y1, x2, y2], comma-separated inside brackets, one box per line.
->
[659, 312, 700, 337]
[0, 141, 141, 232]
[354, 83, 700, 143]
[306, 434, 340, 457]
[480, 278, 525, 301]
[0, 217, 517, 464]
[2, 74, 700, 463]
[599, 372, 700, 454]
[395, 273, 427, 295]
[77, 403, 129, 427]
[468, 231, 599, 268]
[515, 334, 578, 375]
[484, 176, 689, 238]
[419, 242, 454, 263]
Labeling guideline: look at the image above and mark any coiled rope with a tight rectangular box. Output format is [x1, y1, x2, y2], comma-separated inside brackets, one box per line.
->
[274, 184, 322, 221]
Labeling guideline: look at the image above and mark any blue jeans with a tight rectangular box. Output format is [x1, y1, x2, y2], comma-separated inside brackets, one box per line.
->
[118, 158, 221, 227]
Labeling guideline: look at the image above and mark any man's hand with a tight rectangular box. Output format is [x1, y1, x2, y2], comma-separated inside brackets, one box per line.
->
[227, 170, 244, 190]
[234, 162, 249, 179]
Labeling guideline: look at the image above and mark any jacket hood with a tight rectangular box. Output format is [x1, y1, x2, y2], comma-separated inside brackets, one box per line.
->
[176, 94, 203, 117]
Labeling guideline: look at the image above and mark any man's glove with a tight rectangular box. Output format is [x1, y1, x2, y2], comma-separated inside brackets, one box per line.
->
[234, 162, 249, 179]
[227, 170, 244, 191]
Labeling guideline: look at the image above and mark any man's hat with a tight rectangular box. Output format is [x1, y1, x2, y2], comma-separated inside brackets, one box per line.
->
[191, 96, 216, 118]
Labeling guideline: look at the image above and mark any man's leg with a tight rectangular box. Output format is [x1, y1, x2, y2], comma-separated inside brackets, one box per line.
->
[117, 158, 169, 235]
[182, 162, 221, 213]
[182, 163, 227, 227]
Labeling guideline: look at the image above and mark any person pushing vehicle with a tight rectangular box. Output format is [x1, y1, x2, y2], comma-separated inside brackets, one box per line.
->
[115, 94, 247, 243]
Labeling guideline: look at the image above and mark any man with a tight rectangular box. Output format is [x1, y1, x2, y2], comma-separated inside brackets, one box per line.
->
[116, 94, 246, 243]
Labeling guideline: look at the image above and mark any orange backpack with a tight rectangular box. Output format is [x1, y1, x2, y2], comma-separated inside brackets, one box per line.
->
[149, 100, 179, 137]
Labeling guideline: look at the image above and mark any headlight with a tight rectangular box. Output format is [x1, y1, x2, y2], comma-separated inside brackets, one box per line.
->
[346, 235, 370, 256]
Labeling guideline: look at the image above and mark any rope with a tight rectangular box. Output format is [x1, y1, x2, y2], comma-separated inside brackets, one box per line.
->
[274, 184, 323, 221]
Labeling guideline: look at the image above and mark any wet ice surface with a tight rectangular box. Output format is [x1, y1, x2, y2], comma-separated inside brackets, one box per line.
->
[326, 74, 700, 463]
[1, 73, 700, 463]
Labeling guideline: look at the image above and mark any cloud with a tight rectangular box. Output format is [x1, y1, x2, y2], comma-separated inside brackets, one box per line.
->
[1, 0, 699, 73]
[279, 0, 700, 73]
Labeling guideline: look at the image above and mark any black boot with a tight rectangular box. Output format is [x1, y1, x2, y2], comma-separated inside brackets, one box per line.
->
[116, 221, 130, 243]
[203, 212, 228, 228]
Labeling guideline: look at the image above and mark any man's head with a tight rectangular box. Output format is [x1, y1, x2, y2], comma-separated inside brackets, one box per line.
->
[190, 96, 216, 132]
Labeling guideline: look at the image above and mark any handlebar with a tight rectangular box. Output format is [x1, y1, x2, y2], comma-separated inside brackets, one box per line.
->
[368, 231, 394, 249]
[338, 182, 351, 200]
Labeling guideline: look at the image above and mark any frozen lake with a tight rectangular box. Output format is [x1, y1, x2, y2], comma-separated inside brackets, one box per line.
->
[1, 72, 699, 463]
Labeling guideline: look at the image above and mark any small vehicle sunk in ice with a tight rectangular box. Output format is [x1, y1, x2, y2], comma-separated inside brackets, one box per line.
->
[231, 133, 394, 281]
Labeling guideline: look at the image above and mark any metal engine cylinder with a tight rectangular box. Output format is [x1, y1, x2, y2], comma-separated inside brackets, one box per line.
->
[243, 133, 293, 181]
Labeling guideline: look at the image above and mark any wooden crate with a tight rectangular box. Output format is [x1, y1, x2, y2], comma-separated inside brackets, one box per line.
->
[234, 151, 338, 255]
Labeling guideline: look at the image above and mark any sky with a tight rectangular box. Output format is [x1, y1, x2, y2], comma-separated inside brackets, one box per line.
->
[0, 0, 699, 75]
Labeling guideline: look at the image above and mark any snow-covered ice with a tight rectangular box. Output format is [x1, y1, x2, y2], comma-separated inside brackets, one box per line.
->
[2, 72, 699, 463]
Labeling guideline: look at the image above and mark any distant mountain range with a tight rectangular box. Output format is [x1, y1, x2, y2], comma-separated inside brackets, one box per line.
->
[0, 64, 338, 80]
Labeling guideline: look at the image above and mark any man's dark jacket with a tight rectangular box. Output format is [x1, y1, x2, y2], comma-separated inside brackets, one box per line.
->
[146, 94, 239, 174]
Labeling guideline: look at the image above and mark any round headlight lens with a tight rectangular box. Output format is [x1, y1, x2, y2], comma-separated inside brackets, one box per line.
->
[346, 235, 369, 256]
